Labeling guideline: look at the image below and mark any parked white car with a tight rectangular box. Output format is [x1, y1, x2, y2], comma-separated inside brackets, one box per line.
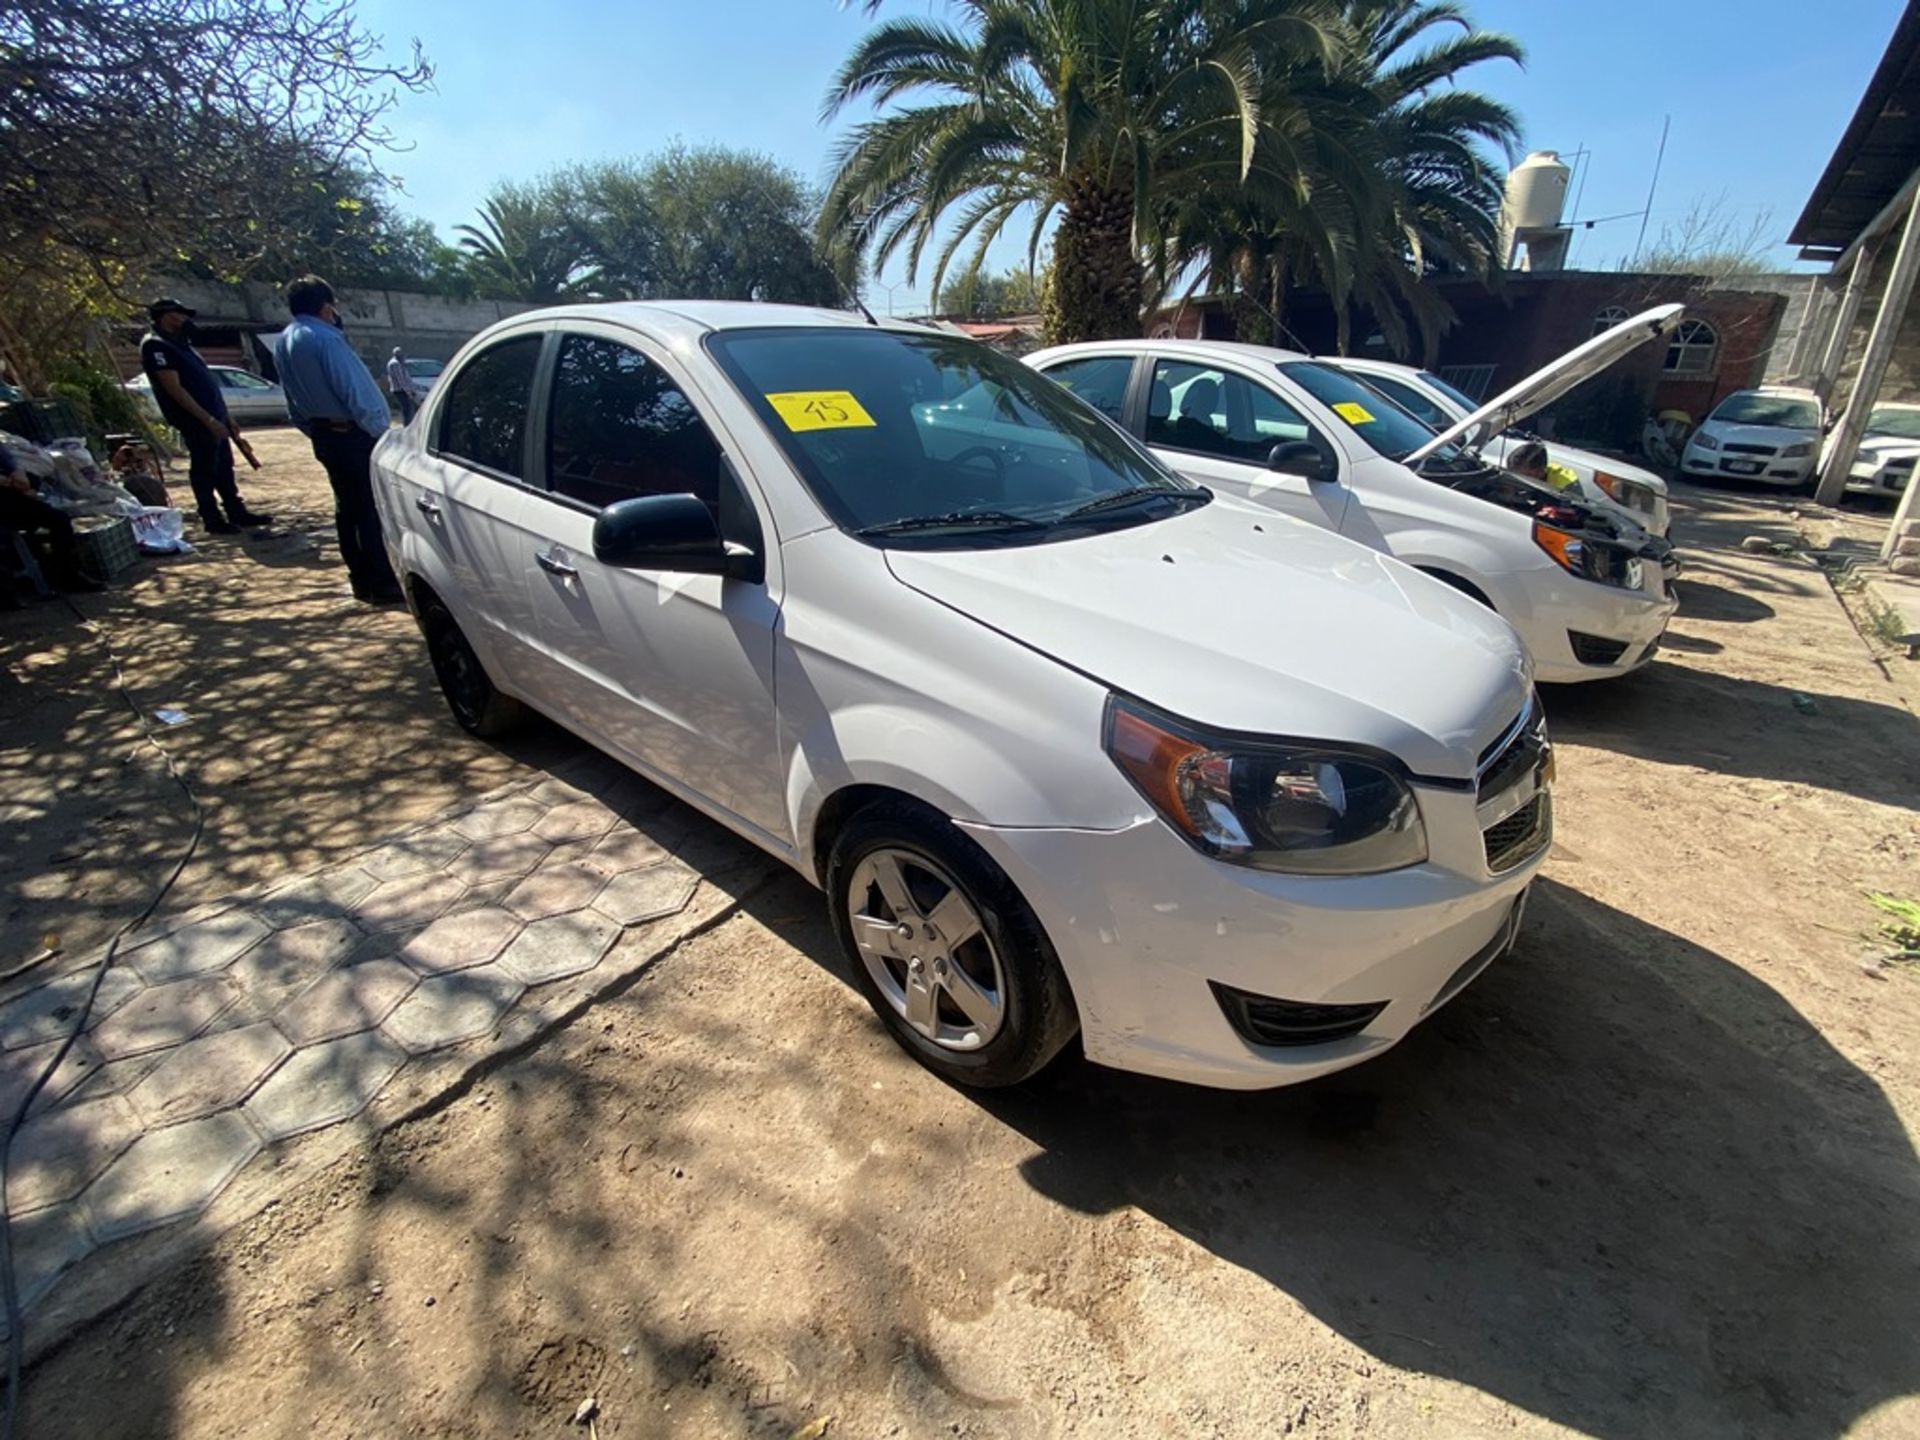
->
[405, 357, 446, 395]
[372, 302, 1550, 1091]
[1837, 400, 1920, 501]
[124, 364, 289, 425]
[1029, 316, 1679, 684]
[1680, 387, 1824, 489]
[1328, 356, 1672, 537]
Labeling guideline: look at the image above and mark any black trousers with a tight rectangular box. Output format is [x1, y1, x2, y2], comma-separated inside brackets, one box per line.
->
[310, 426, 399, 595]
[181, 425, 242, 524]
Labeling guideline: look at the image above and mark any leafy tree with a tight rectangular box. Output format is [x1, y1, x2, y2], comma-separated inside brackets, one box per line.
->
[0, 0, 430, 385]
[935, 266, 1044, 317]
[631, 145, 841, 305]
[819, 0, 1344, 345]
[455, 178, 599, 303]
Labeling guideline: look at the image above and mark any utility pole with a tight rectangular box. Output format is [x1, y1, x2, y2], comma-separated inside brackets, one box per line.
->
[1631, 116, 1671, 265]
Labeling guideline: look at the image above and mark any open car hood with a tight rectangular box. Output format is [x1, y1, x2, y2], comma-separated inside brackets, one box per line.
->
[1406, 303, 1685, 464]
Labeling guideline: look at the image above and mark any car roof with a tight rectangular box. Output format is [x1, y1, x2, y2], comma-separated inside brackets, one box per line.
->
[508, 299, 913, 342]
[1324, 356, 1420, 377]
[1743, 386, 1821, 400]
[1035, 337, 1311, 365]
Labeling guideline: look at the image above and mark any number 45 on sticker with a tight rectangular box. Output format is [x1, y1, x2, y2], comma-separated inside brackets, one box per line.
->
[766, 390, 877, 433]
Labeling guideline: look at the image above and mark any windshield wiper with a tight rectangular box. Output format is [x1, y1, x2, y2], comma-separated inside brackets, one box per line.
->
[856, 509, 1047, 537]
[1057, 487, 1209, 523]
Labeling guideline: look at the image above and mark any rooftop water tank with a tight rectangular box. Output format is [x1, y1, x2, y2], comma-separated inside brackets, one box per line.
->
[1504, 150, 1572, 234]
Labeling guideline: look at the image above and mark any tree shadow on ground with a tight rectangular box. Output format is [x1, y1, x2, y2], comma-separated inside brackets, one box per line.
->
[945, 876, 1920, 1440]
[1541, 662, 1920, 811]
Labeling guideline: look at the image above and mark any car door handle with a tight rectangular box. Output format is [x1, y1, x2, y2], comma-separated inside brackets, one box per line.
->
[414, 496, 442, 519]
[536, 550, 578, 580]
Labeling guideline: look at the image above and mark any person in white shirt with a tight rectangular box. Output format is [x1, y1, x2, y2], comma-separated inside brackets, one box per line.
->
[386, 346, 423, 424]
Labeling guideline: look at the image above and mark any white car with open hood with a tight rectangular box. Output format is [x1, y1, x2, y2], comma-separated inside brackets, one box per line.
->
[1028, 307, 1681, 684]
[1326, 353, 1672, 537]
[372, 301, 1549, 1092]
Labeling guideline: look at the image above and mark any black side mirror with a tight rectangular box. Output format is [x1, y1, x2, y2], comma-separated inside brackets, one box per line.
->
[1268, 441, 1335, 483]
[593, 493, 754, 577]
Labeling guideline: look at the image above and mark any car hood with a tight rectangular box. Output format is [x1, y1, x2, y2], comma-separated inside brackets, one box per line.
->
[1854, 433, 1920, 463]
[1694, 421, 1818, 449]
[883, 497, 1533, 780]
[1408, 304, 1685, 463]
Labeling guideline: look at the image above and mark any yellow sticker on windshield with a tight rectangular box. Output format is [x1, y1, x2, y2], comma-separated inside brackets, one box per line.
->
[765, 390, 877, 432]
[1333, 401, 1376, 425]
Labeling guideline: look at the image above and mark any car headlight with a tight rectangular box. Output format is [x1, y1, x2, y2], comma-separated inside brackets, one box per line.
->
[1594, 471, 1655, 513]
[1533, 521, 1644, 589]
[1782, 442, 1813, 458]
[1104, 698, 1428, 875]
[1693, 431, 1721, 451]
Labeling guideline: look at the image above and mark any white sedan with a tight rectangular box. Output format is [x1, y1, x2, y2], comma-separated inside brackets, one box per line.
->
[1839, 401, 1920, 501]
[1029, 310, 1680, 684]
[372, 301, 1547, 1091]
[124, 365, 289, 424]
[1680, 388, 1824, 488]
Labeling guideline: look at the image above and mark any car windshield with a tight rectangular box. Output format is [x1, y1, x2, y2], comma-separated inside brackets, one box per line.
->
[1279, 361, 1469, 466]
[1711, 393, 1820, 429]
[706, 327, 1200, 545]
[1868, 405, 1920, 440]
[1419, 371, 1481, 413]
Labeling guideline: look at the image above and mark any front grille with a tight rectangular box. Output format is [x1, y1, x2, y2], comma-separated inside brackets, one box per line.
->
[1723, 442, 1777, 456]
[1210, 983, 1388, 1048]
[1484, 793, 1551, 873]
[1568, 630, 1631, 666]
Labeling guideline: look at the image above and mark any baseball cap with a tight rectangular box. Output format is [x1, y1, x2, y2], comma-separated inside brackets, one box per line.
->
[147, 298, 197, 321]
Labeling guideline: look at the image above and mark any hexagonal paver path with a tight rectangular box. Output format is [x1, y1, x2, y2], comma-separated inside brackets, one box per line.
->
[400, 907, 523, 976]
[5, 770, 776, 1345]
[127, 1024, 291, 1126]
[82, 1111, 264, 1242]
[594, 862, 700, 926]
[88, 977, 237, 1062]
[0, 968, 145, 1052]
[496, 912, 621, 987]
[243, 1031, 407, 1141]
[382, 967, 526, 1054]
[124, 910, 273, 984]
[273, 958, 419, 1046]
[8, 1095, 144, 1212]
[504, 860, 608, 922]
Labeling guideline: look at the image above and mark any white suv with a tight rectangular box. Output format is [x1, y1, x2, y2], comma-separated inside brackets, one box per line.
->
[1029, 317, 1680, 683]
[374, 302, 1549, 1091]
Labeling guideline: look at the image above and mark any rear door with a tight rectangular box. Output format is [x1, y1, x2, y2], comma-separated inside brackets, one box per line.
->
[520, 325, 786, 842]
[401, 331, 550, 691]
[1139, 356, 1352, 531]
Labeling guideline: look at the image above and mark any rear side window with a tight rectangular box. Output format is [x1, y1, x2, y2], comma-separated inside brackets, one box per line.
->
[547, 334, 723, 512]
[437, 336, 543, 477]
[1041, 355, 1134, 423]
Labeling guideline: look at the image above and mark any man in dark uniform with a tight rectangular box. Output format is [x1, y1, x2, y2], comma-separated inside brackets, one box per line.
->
[139, 298, 270, 535]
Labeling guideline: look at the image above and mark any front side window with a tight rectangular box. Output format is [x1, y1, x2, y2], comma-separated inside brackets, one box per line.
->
[438, 335, 543, 478]
[547, 335, 723, 512]
[1040, 354, 1134, 423]
[1665, 319, 1718, 375]
[705, 327, 1194, 546]
[1146, 361, 1315, 463]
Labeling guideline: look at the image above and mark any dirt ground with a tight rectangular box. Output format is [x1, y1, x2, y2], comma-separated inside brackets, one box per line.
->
[5, 432, 1920, 1439]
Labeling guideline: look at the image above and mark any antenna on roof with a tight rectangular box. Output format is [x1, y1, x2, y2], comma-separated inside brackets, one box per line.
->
[853, 295, 881, 326]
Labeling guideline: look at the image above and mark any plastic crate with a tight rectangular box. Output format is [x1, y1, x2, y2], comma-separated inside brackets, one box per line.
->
[72, 514, 139, 580]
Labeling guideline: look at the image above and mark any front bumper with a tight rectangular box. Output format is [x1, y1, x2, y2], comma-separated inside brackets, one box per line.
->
[1845, 463, 1913, 497]
[958, 782, 1545, 1090]
[1512, 572, 1678, 685]
[1682, 449, 1813, 486]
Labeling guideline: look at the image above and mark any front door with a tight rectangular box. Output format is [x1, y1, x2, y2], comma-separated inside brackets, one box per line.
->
[1141, 358, 1352, 532]
[520, 328, 787, 844]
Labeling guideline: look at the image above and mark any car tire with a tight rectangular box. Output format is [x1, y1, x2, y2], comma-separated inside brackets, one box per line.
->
[418, 593, 526, 738]
[826, 800, 1078, 1088]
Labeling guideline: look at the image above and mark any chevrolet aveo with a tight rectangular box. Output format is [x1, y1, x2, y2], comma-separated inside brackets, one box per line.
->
[373, 302, 1552, 1091]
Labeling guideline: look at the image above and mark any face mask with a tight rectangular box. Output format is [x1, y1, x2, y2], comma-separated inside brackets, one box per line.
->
[179, 320, 198, 341]
[327, 308, 347, 332]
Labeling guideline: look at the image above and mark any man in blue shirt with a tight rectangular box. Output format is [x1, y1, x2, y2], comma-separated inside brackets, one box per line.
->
[273, 275, 401, 604]
[139, 298, 270, 535]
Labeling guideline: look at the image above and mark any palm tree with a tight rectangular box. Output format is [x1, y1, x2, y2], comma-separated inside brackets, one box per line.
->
[1159, 0, 1521, 357]
[819, 1, 1344, 344]
[454, 183, 596, 304]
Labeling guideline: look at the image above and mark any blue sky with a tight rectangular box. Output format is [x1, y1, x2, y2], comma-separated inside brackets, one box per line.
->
[355, 0, 1897, 309]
